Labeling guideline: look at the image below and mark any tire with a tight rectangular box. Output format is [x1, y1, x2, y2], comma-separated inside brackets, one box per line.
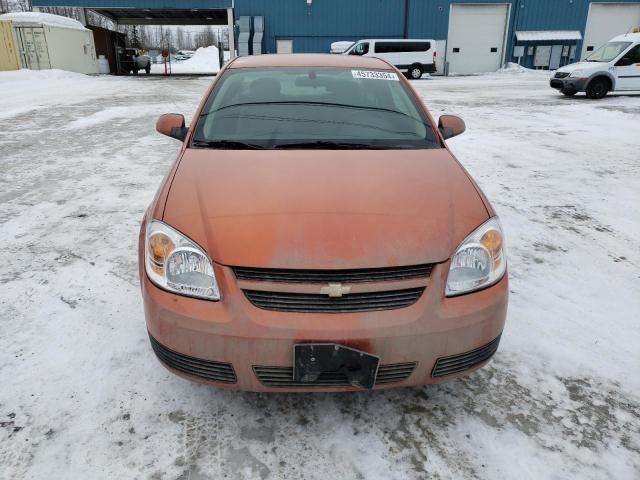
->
[562, 90, 577, 97]
[408, 64, 423, 80]
[145, 64, 151, 74]
[586, 77, 610, 99]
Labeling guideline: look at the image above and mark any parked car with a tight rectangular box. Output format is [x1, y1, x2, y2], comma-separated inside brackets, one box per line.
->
[330, 41, 354, 54]
[550, 32, 640, 98]
[344, 39, 437, 79]
[120, 48, 151, 74]
[140, 54, 508, 392]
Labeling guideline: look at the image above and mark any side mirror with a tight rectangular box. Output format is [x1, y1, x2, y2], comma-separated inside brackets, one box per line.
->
[156, 113, 188, 141]
[438, 115, 466, 140]
[616, 56, 633, 67]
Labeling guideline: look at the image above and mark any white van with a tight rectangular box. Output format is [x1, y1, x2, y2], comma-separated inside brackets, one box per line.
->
[344, 39, 436, 79]
[550, 31, 640, 99]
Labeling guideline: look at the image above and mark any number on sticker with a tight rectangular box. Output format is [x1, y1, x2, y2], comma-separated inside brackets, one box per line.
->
[351, 70, 399, 81]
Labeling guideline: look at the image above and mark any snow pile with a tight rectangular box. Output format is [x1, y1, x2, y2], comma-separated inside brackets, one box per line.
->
[151, 45, 220, 74]
[0, 68, 113, 120]
[0, 12, 88, 31]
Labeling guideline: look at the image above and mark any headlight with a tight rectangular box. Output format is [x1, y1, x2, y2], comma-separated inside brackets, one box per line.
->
[569, 70, 584, 78]
[445, 217, 506, 297]
[145, 219, 220, 300]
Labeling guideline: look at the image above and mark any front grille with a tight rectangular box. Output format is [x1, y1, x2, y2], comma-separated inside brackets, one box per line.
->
[244, 287, 424, 313]
[554, 71, 570, 78]
[233, 264, 432, 283]
[254, 362, 417, 387]
[149, 334, 237, 383]
[431, 335, 501, 377]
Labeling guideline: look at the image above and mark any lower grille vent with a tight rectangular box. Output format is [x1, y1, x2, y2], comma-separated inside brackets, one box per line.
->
[149, 334, 237, 383]
[254, 362, 417, 388]
[431, 335, 501, 377]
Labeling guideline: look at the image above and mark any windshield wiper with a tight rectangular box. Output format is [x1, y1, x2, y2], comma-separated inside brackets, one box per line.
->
[274, 140, 383, 149]
[207, 101, 427, 125]
[191, 140, 264, 149]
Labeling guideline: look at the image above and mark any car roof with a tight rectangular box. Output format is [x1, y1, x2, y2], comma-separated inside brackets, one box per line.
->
[228, 54, 393, 70]
[610, 32, 640, 43]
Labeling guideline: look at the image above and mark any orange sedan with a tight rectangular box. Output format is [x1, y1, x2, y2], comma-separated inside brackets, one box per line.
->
[139, 54, 508, 391]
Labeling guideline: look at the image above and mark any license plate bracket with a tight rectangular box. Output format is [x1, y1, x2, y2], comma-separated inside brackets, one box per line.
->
[293, 343, 380, 390]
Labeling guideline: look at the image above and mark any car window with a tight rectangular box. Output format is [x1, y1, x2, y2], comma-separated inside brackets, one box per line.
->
[621, 44, 640, 63]
[375, 42, 431, 54]
[585, 41, 632, 62]
[349, 42, 369, 56]
[192, 67, 440, 150]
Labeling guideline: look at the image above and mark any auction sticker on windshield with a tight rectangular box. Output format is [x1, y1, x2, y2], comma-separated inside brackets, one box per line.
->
[352, 70, 399, 81]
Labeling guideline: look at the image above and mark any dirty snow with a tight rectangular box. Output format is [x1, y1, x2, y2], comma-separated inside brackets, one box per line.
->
[151, 46, 221, 75]
[0, 68, 639, 479]
[0, 12, 88, 31]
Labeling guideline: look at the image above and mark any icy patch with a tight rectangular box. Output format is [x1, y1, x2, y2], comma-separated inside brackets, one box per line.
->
[65, 106, 136, 130]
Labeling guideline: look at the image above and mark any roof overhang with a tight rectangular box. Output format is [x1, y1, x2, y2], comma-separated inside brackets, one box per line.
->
[32, 0, 232, 25]
[92, 8, 229, 25]
[515, 30, 583, 42]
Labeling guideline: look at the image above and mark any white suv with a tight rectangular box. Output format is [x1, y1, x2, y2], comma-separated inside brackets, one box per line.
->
[550, 32, 640, 99]
[344, 39, 437, 79]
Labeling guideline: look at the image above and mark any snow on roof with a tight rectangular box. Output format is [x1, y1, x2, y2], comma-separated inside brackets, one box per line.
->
[0, 12, 88, 31]
[515, 30, 582, 41]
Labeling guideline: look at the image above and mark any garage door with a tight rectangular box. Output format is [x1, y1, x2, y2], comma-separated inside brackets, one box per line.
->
[582, 3, 640, 59]
[446, 4, 509, 75]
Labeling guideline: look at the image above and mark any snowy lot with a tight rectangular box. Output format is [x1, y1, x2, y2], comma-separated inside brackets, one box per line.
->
[1, 69, 639, 479]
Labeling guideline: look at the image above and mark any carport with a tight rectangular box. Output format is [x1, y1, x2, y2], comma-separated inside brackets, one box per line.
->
[32, 0, 236, 57]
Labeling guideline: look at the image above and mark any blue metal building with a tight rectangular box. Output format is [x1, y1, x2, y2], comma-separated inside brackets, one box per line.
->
[32, 0, 640, 72]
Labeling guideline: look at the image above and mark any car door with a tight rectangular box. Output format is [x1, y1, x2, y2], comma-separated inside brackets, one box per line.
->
[614, 44, 640, 90]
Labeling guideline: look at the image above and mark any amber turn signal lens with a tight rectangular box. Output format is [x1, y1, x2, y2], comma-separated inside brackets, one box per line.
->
[480, 229, 502, 257]
[148, 232, 175, 274]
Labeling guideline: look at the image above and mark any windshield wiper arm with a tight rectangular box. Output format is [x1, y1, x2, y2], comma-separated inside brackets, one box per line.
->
[207, 101, 427, 125]
[274, 140, 382, 149]
[191, 140, 264, 149]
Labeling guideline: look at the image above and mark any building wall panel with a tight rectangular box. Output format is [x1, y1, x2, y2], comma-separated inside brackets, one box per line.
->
[31, 0, 640, 70]
[0, 21, 20, 71]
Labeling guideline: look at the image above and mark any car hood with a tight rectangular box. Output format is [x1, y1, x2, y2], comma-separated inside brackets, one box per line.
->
[556, 61, 597, 73]
[162, 148, 489, 269]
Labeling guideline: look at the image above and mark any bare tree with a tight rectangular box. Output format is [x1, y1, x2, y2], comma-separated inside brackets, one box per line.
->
[176, 27, 185, 50]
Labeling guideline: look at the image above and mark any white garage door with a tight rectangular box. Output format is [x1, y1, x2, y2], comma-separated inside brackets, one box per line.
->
[446, 4, 509, 75]
[582, 3, 640, 59]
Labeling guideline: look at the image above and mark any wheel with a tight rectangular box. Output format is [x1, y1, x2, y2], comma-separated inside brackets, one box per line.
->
[408, 64, 423, 80]
[586, 77, 609, 99]
[145, 64, 151, 74]
[133, 68, 139, 75]
[562, 90, 577, 97]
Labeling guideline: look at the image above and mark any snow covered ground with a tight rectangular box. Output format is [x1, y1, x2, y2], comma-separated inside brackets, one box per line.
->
[150, 46, 221, 75]
[1, 69, 639, 479]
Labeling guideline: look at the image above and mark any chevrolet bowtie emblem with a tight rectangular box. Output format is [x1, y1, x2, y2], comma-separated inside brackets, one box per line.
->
[320, 283, 352, 297]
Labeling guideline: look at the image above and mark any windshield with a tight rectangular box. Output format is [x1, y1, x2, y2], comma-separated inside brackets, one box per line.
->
[585, 41, 632, 62]
[191, 67, 440, 149]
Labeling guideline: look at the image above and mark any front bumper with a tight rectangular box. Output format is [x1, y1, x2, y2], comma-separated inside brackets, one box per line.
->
[550, 76, 587, 93]
[140, 253, 508, 392]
